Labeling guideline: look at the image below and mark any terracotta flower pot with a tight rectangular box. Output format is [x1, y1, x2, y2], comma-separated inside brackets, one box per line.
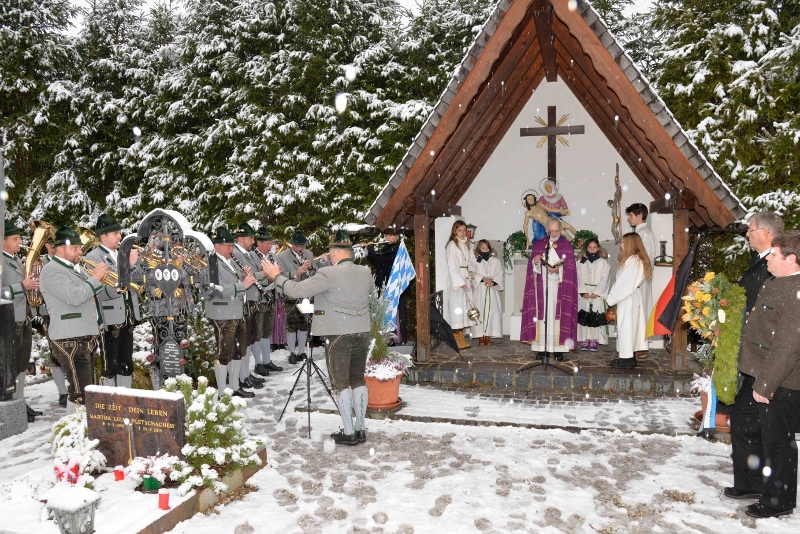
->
[696, 392, 730, 433]
[364, 373, 403, 411]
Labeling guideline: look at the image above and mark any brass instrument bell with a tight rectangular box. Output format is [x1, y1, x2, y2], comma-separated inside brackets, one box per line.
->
[76, 226, 100, 254]
[24, 220, 56, 306]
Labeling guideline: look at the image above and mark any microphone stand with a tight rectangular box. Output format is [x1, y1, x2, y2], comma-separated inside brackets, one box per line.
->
[517, 240, 573, 376]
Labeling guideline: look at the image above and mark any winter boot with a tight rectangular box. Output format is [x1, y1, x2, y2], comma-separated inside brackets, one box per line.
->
[454, 330, 471, 350]
[352, 386, 368, 443]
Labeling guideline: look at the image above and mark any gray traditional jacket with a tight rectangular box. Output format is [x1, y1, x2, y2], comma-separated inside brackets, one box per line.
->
[232, 244, 265, 303]
[248, 249, 275, 304]
[39, 256, 104, 340]
[274, 258, 371, 336]
[2, 251, 30, 322]
[202, 254, 246, 320]
[739, 273, 800, 397]
[37, 254, 51, 317]
[84, 245, 142, 325]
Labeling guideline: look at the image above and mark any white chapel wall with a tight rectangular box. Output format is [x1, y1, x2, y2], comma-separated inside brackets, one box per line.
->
[434, 76, 674, 337]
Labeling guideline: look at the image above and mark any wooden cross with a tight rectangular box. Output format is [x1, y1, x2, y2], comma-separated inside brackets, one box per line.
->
[520, 106, 585, 180]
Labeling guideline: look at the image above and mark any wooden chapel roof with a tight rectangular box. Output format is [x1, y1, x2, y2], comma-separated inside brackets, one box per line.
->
[364, 0, 747, 231]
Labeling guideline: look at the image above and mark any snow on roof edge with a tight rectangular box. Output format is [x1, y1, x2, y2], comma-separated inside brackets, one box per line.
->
[366, 0, 747, 227]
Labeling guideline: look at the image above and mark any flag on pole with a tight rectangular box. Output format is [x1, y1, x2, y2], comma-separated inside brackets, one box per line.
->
[645, 276, 676, 338]
[383, 240, 416, 330]
[656, 238, 700, 333]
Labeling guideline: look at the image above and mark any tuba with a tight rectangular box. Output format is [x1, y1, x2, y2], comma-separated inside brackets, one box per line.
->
[76, 226, 100, 254]
[24, 220, 56, 306]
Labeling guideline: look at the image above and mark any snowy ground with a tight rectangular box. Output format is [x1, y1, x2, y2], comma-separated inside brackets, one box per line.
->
[1, 347, 798, 533]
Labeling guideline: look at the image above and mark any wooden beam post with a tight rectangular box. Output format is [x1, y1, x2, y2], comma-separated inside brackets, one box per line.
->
[533, 0, 557, 82]
[414, 208, 431, 363]
[669, 190, 694, 370]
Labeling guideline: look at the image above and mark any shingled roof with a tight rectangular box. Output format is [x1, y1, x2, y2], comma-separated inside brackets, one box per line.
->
[365, 0, 746, 231]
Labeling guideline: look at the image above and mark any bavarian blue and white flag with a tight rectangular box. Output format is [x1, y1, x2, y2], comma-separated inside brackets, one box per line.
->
[383, 239, 415, 330]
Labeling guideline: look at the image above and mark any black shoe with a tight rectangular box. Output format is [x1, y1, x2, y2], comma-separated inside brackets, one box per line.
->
[233, 388, 255, 398]
[610, 357, 636, 369]
[536, 352, 546, 361]
[58, 394, 68, 407]
[248, 373, 266, 384]
[253, 364, 270, 377]
[330, 430, 358, 446]
[27, 413, 35, 423]
[241, 378, 264, 390]
[26, 404, 43, 417]
[745, 502, 793, 518]
[288, 353, 298, 364]
[723, 487, 762, 500]
[265, 361, 284, 372]
[297, 353, 307, 361]
[553, 353, 566, 362]
[355, 430, 367, 443]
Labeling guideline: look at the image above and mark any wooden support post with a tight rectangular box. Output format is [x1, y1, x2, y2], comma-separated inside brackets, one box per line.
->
[670, 193, 692, 370]
[414, 210, 431, 363]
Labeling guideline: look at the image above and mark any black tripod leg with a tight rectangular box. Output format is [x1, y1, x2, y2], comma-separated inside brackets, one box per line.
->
[278, 362, 309, 422]
[309, 360, 336, 404]
[306, 339, 312, 438]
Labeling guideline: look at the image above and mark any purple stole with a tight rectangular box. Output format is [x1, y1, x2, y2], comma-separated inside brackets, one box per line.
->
[520, 236, 579, 345]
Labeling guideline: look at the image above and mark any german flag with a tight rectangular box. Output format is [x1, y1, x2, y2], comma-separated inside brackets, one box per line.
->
[645, 239, 700, 337]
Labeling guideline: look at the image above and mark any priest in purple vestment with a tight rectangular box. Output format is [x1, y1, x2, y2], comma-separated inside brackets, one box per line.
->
[520, 218, 579, 361]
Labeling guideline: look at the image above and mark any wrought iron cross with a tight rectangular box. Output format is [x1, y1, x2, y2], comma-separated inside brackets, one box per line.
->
[520, 106, 585, 180]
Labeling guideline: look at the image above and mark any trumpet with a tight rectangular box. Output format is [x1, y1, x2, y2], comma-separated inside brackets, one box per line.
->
[79, 258, 119, 290]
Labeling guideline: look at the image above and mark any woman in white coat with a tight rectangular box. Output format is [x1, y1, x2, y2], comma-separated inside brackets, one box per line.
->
[577, 238, 611, 350]
[445, 220, 476, 350]
[471, 240, 504, 346]
[605, 232, 652, 369]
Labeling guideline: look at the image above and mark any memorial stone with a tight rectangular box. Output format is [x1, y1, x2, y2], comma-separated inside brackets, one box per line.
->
[85, 385, 185, 466]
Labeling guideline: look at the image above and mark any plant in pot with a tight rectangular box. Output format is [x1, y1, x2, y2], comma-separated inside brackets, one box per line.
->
[364, 288, 413, 410]
[502, 230, 529, 270]
[571, 229, 599, 254]
[126, 453, 186, 492]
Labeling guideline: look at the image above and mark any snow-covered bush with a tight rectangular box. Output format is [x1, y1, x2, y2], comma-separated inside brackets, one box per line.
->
[164, 375, 263, 496]
[50, 406, 107, 489]
[126, 453, 191, 486]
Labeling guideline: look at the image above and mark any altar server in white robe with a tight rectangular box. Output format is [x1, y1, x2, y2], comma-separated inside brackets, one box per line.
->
[471, 240, 503, 346]
[445, 220, 476, 350]
[606, 232, 651, 369]
[577, 238, 610, 350]
[626, 203, 656, 336]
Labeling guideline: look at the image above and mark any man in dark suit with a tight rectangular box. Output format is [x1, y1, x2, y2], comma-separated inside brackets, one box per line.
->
[729, 231, 800, 519]
[725, 212, 784, 501]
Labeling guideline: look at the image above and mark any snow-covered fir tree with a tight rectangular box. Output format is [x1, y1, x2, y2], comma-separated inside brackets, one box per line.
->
[650, 0, 800, 270]
[0, 0, 77, 224]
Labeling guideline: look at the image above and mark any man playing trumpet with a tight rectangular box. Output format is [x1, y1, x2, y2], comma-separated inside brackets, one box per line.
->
[83, 214, 140, 388]
[40, 226, 110, 412]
